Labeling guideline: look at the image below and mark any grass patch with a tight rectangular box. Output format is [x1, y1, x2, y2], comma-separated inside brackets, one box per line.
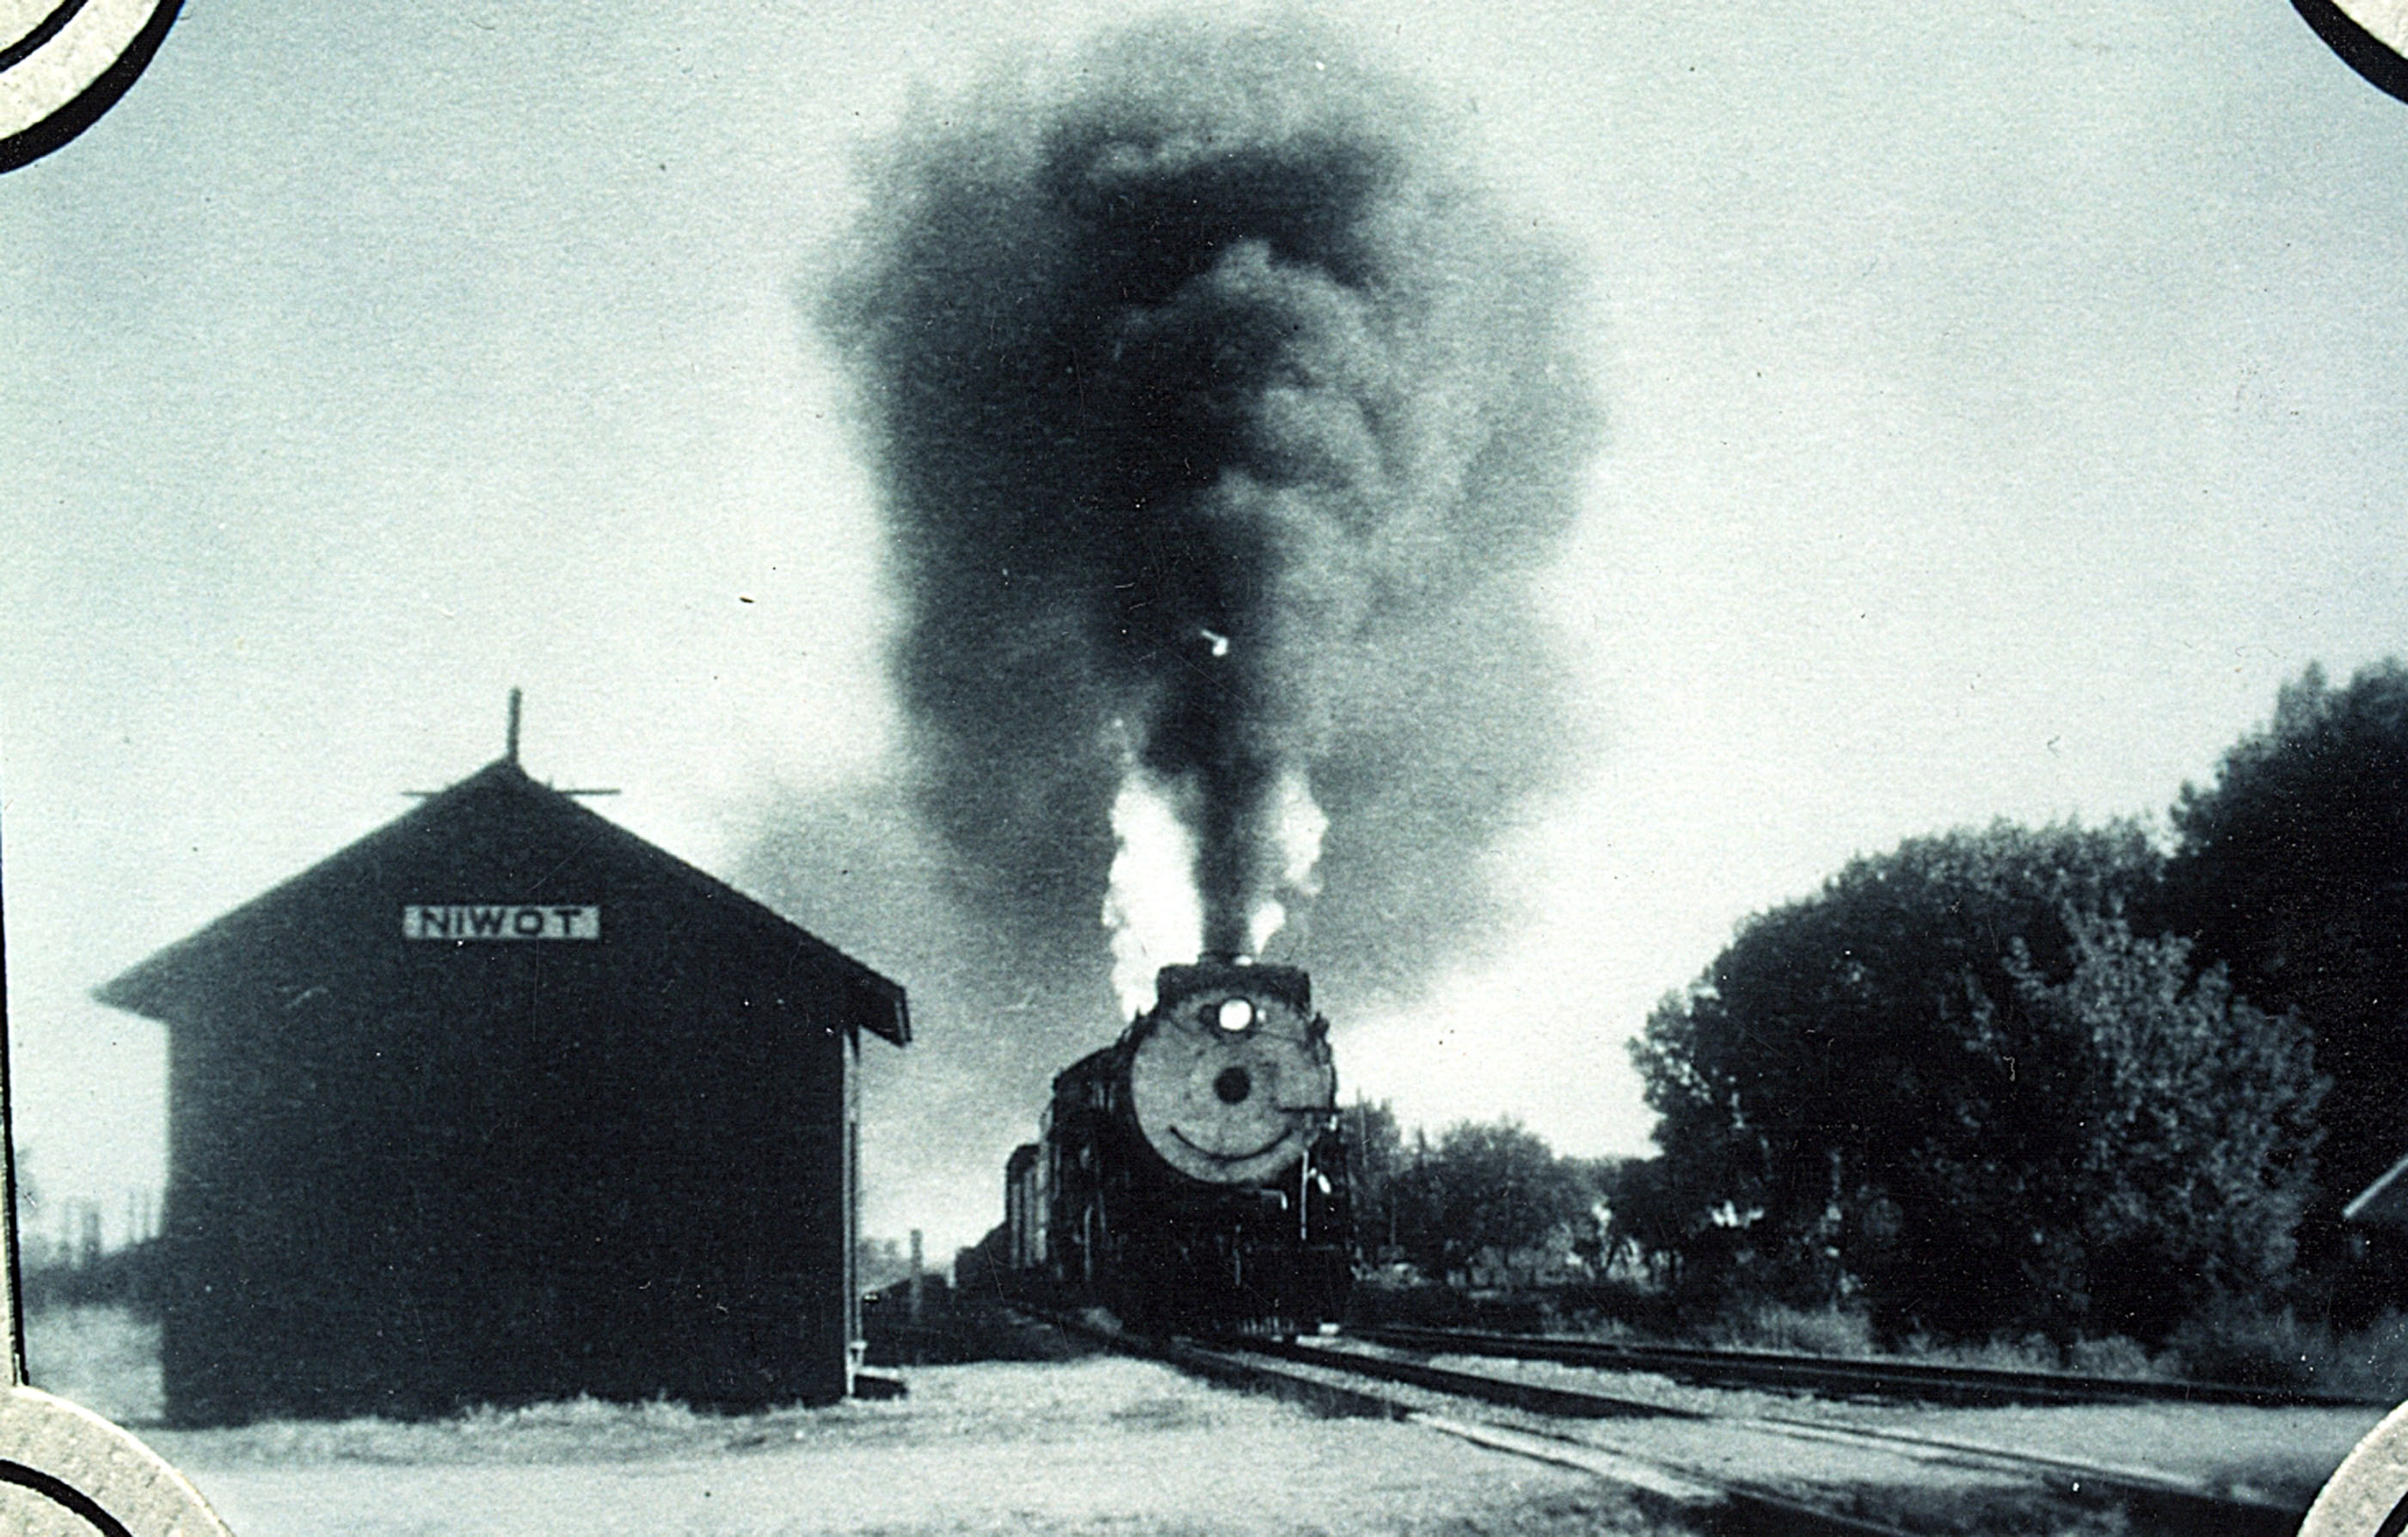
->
[1680, 1300, 2183, 1383]
[1698, 1300, 1877, 1357]
[2159, 1302, 2408, 1398]
[1679, 1296, 2408, 1397]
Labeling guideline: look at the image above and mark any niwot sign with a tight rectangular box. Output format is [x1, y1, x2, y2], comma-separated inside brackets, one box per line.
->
[402, 905, 600, 941]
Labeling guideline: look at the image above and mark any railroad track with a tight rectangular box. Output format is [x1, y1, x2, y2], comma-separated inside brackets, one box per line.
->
[1356, 1321, 2388, 1410]
[1096, 1324, 2313, 1537]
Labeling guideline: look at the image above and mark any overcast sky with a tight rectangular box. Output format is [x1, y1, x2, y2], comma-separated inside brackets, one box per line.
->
[5, 0, 2406, 1257]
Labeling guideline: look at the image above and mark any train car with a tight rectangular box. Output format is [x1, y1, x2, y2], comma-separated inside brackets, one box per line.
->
[1006, 959, 1351, 1333]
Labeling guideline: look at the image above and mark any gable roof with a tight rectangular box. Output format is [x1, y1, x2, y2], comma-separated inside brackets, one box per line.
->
[96, 757, 908, 1047]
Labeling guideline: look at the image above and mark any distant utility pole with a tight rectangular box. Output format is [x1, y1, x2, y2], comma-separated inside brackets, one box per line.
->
[908, 1229, 925, 1325]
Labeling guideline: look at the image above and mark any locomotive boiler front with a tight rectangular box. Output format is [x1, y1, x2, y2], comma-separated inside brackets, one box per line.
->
[1127, 961, 1336, 1186]
[1003, 958, 1353, 1332]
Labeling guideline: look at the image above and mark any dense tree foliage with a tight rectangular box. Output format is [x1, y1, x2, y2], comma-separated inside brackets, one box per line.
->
[1595, 1154, 1713, 1285]
[1389, 1120, 1594, 1282]
[1633, 821, 2323, 1342]
[2166, 660, 2408, 1300]
[2007, 918, 2320, 1337]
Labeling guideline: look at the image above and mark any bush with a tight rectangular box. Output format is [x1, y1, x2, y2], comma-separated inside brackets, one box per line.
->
[2162, 1301, 2408, 1397]
[1693, 1304, 2175, 1379]
[2063, 1335, 2156, 1379]
[2322, 1313, 2408, 1399]
[1635, 827, 2322, 1347]
[1908, 1331, 2068, 1374]
[1344, 1281, 1549, 1333]
[2160, 1300, 2327, 1388]
[1540, 1281, 1682, 1338]
[1344, 1276, 1688, 1336]
[1699, 1301, 1876, 1357]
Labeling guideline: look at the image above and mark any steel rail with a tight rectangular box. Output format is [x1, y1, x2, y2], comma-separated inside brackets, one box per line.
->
[1226, 1335, 2307, 1537]
[1018, 1307, 2309, 1534]
[1358, 1321, 2388, 1409]
[1164, 1334, 1927, 1537]
[1014, 1310, 1898, 1531]
[1409, 1412, 1926, 1537]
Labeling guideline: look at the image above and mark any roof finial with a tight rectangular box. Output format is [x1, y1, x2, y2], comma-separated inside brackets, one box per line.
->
[507, 687, 523, 765]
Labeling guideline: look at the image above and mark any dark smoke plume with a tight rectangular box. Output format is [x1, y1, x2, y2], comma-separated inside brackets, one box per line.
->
[820, 16, 1598, 1000]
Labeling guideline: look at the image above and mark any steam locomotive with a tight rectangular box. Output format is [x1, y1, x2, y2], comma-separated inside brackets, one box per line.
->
[1004, 959, 1352, 1333]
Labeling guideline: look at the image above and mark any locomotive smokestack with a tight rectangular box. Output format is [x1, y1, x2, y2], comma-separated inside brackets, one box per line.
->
[821, 17, 1599, 1010]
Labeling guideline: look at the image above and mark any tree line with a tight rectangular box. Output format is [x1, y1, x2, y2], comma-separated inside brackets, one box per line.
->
[1342, 1104, 1612, 1284]
[1627, 659, 2408, 1347]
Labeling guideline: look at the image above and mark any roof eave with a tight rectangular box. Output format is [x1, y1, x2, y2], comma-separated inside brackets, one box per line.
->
[2346, 1148, 2408, 1231]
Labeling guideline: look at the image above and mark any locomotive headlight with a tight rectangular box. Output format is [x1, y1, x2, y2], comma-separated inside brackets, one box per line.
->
[1214, 997, 1255, 1031]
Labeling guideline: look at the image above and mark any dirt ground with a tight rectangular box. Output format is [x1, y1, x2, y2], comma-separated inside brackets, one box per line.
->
[23, 1306, 2393, 1536]
[132, 1360, 1657, 1537]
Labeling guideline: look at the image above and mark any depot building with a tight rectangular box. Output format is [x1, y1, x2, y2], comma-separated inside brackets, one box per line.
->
[97, 740, 907, 1426]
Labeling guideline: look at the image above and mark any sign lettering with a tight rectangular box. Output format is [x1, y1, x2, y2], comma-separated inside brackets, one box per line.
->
[402, 905, 600, 941]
